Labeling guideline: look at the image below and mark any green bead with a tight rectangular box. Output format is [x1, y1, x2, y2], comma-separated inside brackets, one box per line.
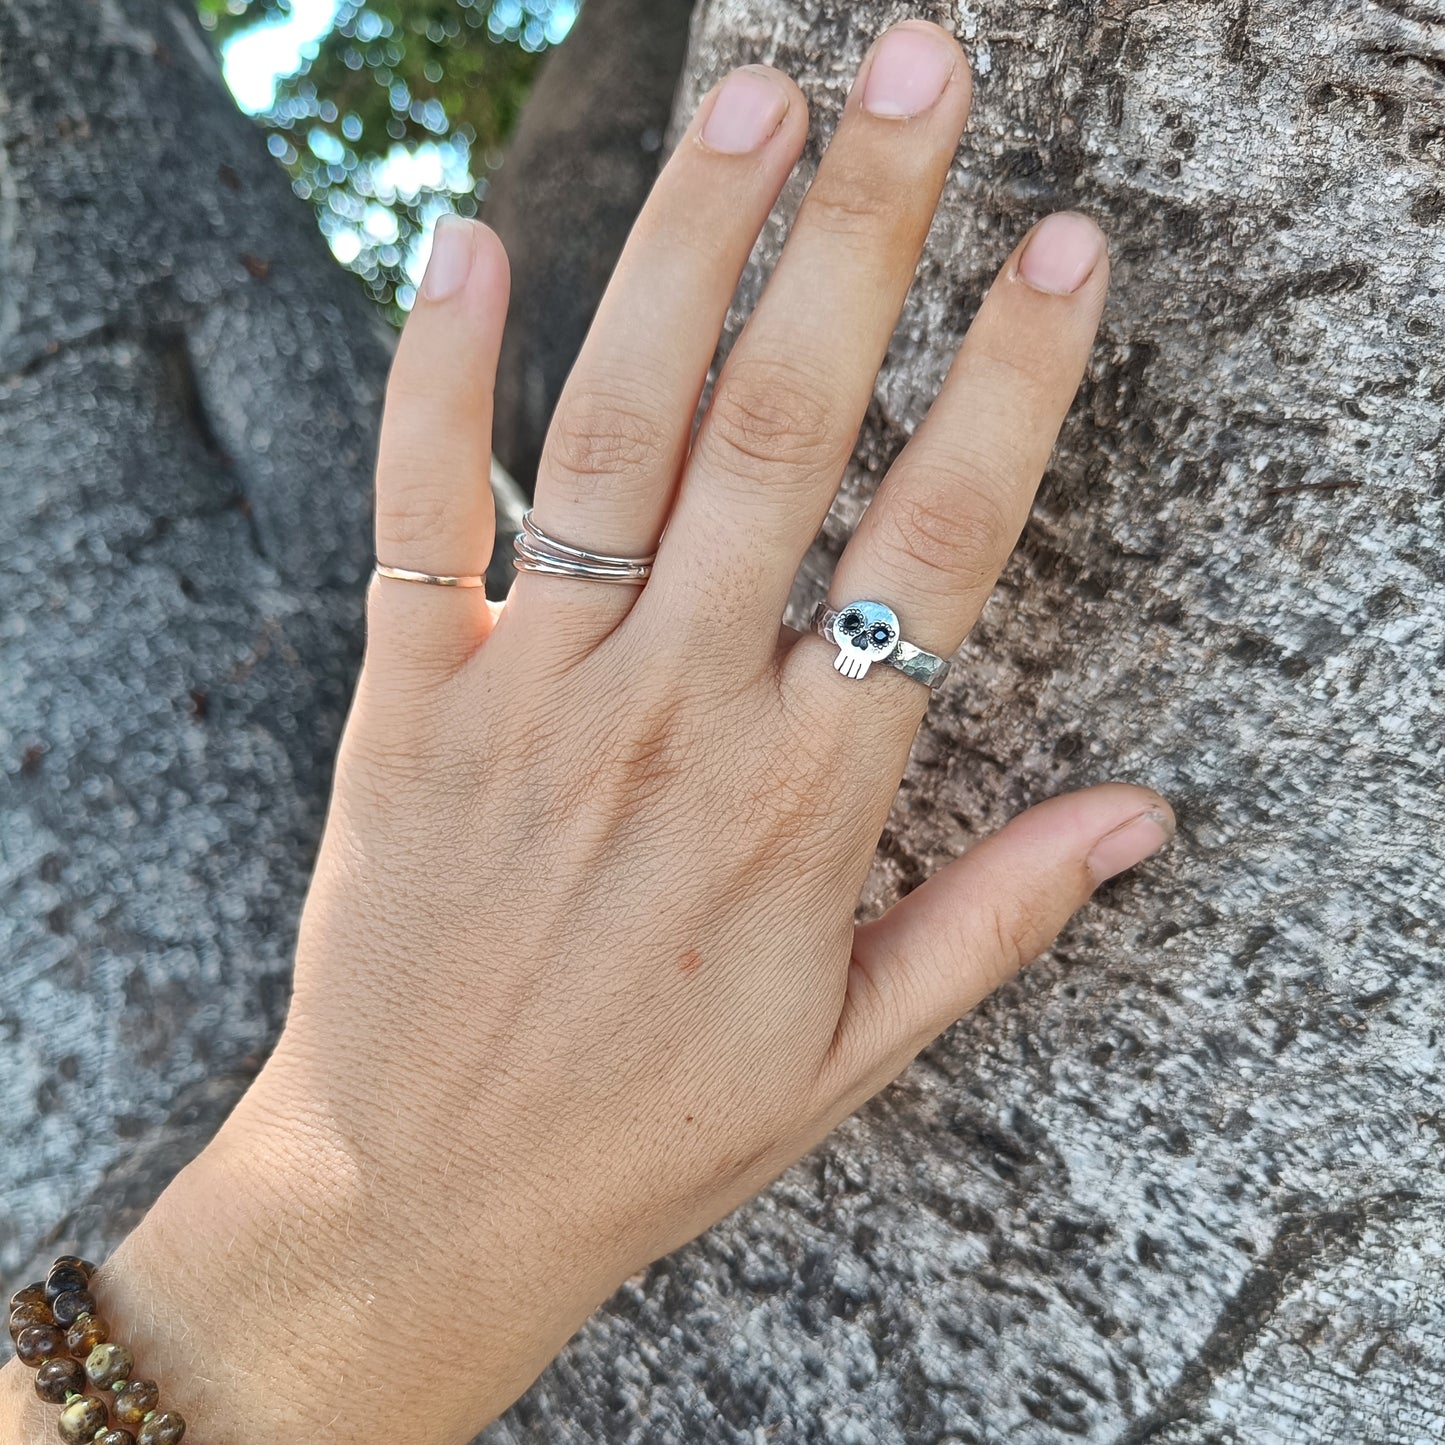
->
[57, 1396, 107, 1444]
[84, 1340, 133, 1390]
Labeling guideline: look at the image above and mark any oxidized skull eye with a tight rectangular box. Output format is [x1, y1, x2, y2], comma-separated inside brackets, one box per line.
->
[827, 600, 902, 680]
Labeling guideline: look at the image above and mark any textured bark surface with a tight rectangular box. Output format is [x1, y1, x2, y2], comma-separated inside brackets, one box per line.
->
[486, 3, 1445, 1442]
[484, 0, 698, 491]
[2, 1, 1442, 1443]
[0, 0, 388, 1273]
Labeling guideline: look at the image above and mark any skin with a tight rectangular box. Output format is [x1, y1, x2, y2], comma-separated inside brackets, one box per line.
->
[2, 22, 1174, 1443]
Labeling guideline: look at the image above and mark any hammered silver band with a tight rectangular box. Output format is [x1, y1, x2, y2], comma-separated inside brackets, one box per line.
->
[811, 601, 952, 688]
[513, 510, 656, 585]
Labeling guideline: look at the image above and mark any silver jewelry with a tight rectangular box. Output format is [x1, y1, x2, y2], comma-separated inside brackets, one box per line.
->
[374, 563, 487, 588]
[811, 600, 952, 688]
[513, 509, 656, 585]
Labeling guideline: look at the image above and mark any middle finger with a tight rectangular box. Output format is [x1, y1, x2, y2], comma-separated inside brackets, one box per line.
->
[646, 20, 972, 651]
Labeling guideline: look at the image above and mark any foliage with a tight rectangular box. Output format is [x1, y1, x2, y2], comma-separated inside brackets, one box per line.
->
[199, 0, 579, 317]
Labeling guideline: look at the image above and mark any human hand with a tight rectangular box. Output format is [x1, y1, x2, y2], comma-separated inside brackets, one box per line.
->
[12, 21, 1173, 1443]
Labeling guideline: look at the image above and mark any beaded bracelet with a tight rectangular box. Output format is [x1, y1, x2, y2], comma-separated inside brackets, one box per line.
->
[8, 1257, 187, 1445]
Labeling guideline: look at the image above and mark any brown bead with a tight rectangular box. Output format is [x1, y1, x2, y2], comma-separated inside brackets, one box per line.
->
[44, 1265, 89, 1304]
[56, 1395, 108, 1443]
[66, 1313, 108, 1356]
[137, 1412, 186, 1445]
[10, 1300, 54, 1338]
[33, 1354, 85, 1404]
[14, 1324, 66, 1366]
[49, 1256, 96, 1281]
[96, 1432, 137, 1445]
[85, 1340, 134, 1389]
[113, 1380, 160, 1426]
[49, 1290, 96, 1328]
[9, 1282, 46, 1313]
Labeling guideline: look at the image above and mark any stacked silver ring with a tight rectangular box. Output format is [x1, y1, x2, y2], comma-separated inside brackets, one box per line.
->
[512, 510, 656, 585]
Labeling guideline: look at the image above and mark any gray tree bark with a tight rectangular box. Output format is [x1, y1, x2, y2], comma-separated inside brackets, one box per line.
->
[0, 0, 388, 1264]
[2, 1, 1441, 1443]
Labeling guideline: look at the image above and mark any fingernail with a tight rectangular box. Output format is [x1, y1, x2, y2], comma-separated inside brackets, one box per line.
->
[421, 215, 474, 302]
[1087, 810, 1175, 885]
[862, 23, 958, 119]
[701, 67, 791, 154]
[1018, 212, 1106, 295]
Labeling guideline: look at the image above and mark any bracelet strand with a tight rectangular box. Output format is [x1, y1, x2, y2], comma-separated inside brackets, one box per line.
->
[9, 1257, 187, 1444]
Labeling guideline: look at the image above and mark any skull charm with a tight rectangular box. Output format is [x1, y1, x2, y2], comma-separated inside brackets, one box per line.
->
[830, 601, 900, 679]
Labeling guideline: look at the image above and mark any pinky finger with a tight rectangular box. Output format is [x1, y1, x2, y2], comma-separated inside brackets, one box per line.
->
[369, 217, 511, 674]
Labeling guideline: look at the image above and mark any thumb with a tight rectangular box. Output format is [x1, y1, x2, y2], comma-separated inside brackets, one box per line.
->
[823, 784, 1176, 1101]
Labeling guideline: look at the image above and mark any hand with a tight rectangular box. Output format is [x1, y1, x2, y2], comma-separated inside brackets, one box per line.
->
[4, 21, 1172, 1444]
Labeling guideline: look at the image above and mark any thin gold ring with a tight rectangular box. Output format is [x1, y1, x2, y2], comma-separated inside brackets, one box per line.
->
[374, 563, 487, 589]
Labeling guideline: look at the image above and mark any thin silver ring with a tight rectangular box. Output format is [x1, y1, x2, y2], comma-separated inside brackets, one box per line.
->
[520, 510, 658, 567]
[513, 509, 656, 586]
[811, 600, 952, 689]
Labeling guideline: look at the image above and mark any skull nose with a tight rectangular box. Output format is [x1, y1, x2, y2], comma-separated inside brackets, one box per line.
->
[851, 633, 871, 650]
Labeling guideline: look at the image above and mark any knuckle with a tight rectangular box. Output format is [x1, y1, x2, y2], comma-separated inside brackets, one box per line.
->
[982, 894, 1055, 985]
[748, 745, 839, 842]
[806, 188, 890, 242]
[701, 359, 844, 483]
[375, 485, 458, 550]
[576, 684, 699, 819]
[615, 704, 693, 801]
[802, 166, 912, 249]
[878, 480, 1015, 593]
[878, 490, 976, 581]
[543, 384, 672, 498]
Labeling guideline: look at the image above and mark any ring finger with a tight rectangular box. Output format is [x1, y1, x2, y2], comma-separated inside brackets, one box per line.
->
[787, 211, 1112, 738]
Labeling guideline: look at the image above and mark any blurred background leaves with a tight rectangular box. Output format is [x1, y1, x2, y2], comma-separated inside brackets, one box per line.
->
[199, 0, 582, 318]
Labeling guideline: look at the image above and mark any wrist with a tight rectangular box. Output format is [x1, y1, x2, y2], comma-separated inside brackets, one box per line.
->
[10, 1055, 606, 1444]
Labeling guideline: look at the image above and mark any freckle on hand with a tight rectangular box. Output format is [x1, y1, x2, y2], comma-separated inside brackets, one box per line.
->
[678, 949, 703, 976]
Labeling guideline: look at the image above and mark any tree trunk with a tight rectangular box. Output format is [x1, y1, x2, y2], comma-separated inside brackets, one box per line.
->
[487, 3, 1445, 1442]
[0, 0, 389, 1262]
[484, 0, 698, 492]
[3, 0, 1441, 1442]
